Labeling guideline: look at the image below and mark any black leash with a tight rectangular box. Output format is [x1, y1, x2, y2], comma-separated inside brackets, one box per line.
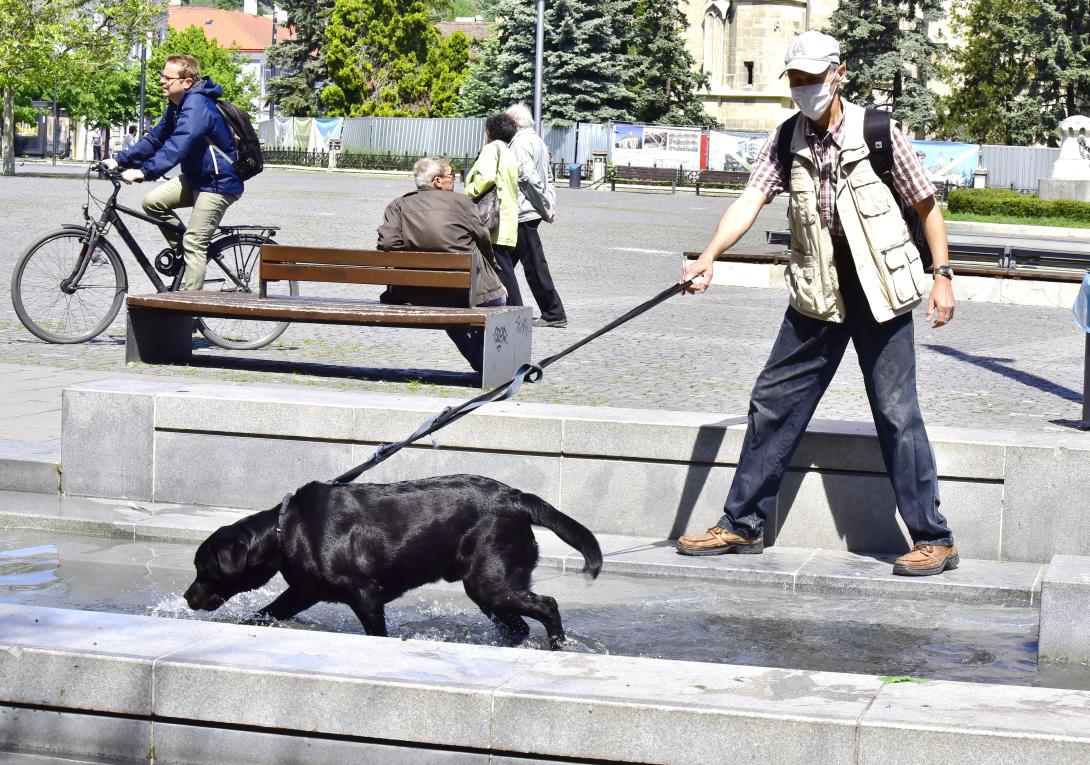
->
[332, 279, 694, 484]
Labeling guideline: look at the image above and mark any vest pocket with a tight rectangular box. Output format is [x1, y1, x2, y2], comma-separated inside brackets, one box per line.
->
[853, 179, 892, 217]
[786, 251, 824, 315]
[882, 242, 926, 305]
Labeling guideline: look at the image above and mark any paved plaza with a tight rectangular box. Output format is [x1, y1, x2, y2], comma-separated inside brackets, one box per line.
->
[0, 161, 1088, 447]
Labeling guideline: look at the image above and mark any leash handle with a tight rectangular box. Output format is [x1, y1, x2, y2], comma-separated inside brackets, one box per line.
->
[333, 279, 693, 484]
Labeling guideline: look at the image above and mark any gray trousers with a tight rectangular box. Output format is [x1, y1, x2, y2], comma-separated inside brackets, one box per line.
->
[142, 176, 238, 290]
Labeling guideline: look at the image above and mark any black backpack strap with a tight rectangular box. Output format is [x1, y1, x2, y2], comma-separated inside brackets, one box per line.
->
[777, 112, 801, 193]
[864, 108, 894, 180]
[864, 108, 935, 270]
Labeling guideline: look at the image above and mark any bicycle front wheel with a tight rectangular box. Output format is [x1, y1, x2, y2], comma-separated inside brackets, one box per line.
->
[11, 228, 127, 343]
[197, 234, 298, 350]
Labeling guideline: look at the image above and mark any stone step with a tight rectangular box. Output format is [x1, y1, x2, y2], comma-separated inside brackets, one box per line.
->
[0, 490, 1045, 606]
[0, 441, 60, 495]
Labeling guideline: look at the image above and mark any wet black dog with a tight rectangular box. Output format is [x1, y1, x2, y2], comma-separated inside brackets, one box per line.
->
[184, 474, 602, 648]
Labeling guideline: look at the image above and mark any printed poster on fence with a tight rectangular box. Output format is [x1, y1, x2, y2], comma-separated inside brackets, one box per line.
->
[707, 130, 768, 172]
[612, 124, 702, 171]
[909, 140, 979, 187]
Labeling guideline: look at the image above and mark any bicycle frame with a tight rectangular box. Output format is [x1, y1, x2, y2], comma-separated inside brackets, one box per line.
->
[64, 174, 251, 295]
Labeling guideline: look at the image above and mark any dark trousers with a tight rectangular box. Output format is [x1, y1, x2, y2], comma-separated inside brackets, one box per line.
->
[513, 220, 565, 322]
[493, 244, 523, 307]
[719, 238, 953, 547]
[380, 287, 503, 373]
[446, 297, 505, 372]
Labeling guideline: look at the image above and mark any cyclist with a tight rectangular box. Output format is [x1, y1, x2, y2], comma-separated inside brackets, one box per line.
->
[103, 54, 243, 290]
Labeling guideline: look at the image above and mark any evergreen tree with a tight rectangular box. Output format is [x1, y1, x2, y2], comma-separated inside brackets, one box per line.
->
[825, 0, 946, 133]
[456, 34, 503, 116]
[266, 0, 335, 117]
[457, 0, 711, 126]
[628, 1, 713, 127]
[320, 0, 469, 116]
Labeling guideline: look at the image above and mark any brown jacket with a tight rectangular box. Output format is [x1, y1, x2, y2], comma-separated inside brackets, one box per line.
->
[376, 188, 505, 306]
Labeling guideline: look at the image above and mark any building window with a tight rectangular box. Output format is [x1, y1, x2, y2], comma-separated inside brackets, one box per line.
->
[744, 61, 754, 86]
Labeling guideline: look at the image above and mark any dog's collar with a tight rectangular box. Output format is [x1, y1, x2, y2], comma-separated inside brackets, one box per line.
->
[275, 492, 292, 545]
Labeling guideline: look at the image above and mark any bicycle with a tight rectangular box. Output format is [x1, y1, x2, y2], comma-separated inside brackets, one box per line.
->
[10, 164, 298, 349]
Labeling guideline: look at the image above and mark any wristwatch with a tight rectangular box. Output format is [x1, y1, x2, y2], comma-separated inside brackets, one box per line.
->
[933, 265, 954, 280]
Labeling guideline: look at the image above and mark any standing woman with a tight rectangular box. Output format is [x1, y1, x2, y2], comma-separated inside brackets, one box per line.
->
[464, 113, 523, 306]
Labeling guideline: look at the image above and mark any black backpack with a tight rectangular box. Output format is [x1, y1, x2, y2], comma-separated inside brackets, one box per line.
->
[777, 109, 932, 270]
[216, 101, 264, 182]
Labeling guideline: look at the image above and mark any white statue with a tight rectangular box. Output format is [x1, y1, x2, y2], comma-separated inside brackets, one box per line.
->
[1052, 115, 1090, 180]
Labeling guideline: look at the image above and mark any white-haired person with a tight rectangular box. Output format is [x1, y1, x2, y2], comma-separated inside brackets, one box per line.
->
[505, 103, 567, 328]
[376, 156, 507, 373]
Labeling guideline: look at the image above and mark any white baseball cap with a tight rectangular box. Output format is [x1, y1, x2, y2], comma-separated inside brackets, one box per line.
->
[780, 30, 840, 77]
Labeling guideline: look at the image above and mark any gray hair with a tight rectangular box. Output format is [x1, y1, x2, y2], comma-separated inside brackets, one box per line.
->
[506, 103, 534, 129]
[413, 156, 450, 189]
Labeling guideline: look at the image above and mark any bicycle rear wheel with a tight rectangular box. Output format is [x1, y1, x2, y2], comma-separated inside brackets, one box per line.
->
[10, 228, 127, 343]
[197, 233, 298, 350]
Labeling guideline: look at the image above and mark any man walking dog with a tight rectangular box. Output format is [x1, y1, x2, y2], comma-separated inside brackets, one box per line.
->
[676, 31, 959, 577]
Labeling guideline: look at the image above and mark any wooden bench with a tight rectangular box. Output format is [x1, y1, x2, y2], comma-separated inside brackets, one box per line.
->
[125, 245, 533, 388]
[610, 165, 680, 193]
[695, 170, 750, 195]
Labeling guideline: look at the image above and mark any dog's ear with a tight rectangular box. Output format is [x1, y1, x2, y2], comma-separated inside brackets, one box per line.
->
[213, 534, 249, 578]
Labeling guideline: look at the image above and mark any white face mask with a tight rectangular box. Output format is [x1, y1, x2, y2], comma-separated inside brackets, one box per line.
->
[791, 72, 840, 120]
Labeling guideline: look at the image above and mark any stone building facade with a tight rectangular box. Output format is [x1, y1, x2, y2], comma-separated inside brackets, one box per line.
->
[681, 0, 838, 131]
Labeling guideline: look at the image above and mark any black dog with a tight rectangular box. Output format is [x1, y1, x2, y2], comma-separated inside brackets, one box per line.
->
[184, 474, 602, 648]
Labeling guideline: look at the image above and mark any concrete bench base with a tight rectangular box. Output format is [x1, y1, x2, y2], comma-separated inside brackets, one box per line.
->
[125, 303, 533, 390]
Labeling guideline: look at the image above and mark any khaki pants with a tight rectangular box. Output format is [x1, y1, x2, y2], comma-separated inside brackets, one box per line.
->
[142, 176, 239, 290]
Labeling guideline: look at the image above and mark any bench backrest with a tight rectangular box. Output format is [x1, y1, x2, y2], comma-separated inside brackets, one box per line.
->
[699, 170, 750, 184]
[614, 165, 680, 181]
[259, 245, 477, 301]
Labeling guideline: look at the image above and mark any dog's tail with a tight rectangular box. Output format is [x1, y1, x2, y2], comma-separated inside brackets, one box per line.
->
[521, 492, 603, 578]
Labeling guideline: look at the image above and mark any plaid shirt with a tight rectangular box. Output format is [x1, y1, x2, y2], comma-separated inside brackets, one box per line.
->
[747, 103, 935, 237]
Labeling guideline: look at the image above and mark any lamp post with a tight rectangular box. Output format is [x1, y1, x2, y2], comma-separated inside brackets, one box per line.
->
[138, 41, 147, 135]
[533, 0, 544, 136]
[268, 5, 277, 124]
[52, 82, 59, 166]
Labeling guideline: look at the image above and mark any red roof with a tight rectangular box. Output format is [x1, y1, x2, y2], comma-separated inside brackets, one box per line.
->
[168, 7, 294, 53]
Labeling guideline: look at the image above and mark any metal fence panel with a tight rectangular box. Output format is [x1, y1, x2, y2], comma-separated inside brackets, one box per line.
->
[335, 117, 486, 157]
[543, 123, 613, 165]
[982, 144, 1059, 192]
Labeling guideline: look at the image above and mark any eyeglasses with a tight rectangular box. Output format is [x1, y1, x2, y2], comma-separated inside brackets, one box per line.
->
[160, 74, 185, 82]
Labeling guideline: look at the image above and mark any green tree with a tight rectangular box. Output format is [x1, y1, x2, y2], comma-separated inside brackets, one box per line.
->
[628, 1, 713, 127]
[145, 25, 259, 119]
[320, 0, 469, 116]
[457, 0, 636, 123]
[457, 0, 711, 126]
[826, 0, 946, 133]
[266, 0, 335, 116]
[0, 0, 161, 174]
[936, 0, 1088, 144]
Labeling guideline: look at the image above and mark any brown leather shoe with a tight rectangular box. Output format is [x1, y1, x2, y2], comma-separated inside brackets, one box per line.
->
[892, 544, 960, 576]
[676, 526, 764, 556]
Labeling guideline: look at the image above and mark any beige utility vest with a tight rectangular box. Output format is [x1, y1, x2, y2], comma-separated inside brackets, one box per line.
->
[784, 101, 928, 324]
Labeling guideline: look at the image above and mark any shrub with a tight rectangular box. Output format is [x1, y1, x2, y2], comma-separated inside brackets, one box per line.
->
[948, 187, 1090, 223]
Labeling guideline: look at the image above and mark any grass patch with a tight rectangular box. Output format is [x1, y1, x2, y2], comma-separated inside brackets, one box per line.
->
[945, 211, 1090, 229]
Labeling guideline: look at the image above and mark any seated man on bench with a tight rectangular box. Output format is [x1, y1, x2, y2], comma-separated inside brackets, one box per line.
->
[377, 156, 507, 372]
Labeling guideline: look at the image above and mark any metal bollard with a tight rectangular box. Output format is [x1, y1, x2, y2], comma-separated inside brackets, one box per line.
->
[1084, 334, 1090, 426]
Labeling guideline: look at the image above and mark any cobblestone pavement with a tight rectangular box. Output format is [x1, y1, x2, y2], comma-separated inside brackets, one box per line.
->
[1, 162, 1087, 437]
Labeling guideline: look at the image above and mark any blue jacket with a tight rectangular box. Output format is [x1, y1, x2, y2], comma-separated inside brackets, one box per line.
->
[117, 78, 244, 196]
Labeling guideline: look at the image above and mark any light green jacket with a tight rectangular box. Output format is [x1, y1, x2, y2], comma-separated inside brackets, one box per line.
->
[465, 140, 520, 248]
